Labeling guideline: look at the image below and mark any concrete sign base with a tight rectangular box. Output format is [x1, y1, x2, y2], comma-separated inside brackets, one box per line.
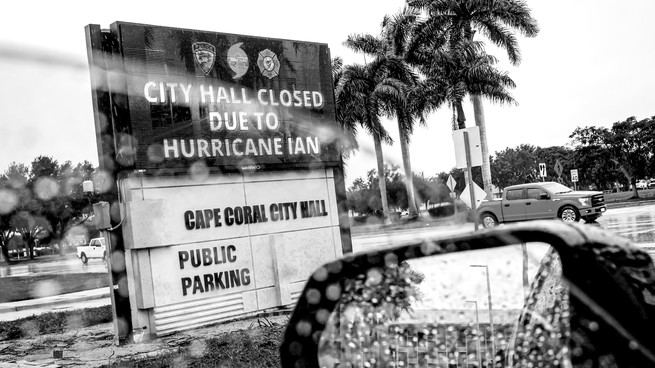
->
[119, 168, 343, 337]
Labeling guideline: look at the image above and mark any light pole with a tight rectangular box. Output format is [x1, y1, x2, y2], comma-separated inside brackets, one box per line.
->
[466, 300, 483, 368]
[471, 264, 495, 364]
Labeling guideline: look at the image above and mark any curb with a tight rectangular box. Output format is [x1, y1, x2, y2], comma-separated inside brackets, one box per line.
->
[605, 198, 655, 209]
[0, 289, 110, 313]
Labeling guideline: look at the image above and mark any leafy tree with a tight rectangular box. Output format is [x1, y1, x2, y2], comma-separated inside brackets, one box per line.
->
[570, 116, 655, 198]
[413, 175, 451, 209]
[408, 0, 539, 199]
[490, 144, 540, 189]
[0, 157, 99, 261]
[534, 146, 575, 183]
[347, 165, 412, 215]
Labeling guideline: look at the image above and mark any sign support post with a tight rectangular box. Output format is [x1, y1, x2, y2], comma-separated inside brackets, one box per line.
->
[571, 169, 579, 191]
[94, 202, 121, 345]
[464, 131, 479, 230]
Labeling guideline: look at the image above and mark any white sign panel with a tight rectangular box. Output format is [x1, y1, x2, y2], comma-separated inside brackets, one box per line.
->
[461, 182, 487, 209]
[121, 169, 344, 336]
[446, 175, 457, 191]
[571, 169, 579, 182]
[453, 127, 483, 169]
[539, 163, 546, 178]
[150, 238, 255, 306]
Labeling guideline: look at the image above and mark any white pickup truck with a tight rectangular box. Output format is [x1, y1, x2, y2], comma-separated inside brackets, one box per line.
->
[76, 237, 107, 263]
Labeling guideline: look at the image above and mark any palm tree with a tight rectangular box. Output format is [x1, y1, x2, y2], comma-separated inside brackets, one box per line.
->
[345, 7, 424, 219]
[336, 60, 406, 224]
[409, 0, 540, 198]
[332, 56, 359, 159]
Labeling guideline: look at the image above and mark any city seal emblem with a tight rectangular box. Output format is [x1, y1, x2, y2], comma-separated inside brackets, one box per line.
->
[257, 49, 280, 79]
[227, 42, 249, 79]
[192, 42, 216, 75]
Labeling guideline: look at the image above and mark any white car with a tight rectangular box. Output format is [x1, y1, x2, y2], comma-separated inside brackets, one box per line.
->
[636, 179, 648, 190]
[76, 237, 107, 263]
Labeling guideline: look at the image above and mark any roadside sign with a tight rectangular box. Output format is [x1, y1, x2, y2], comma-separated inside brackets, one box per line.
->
[461, 182, 486, 210]
[571, 169, 579, 182]
[446, 175, 457, 191]
[538, 163, 546, 177]
[555, 160, 564, 177]
[452, 127, 483, 169]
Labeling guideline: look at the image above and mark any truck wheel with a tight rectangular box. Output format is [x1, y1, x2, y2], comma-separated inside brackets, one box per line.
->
[559, 205, 580, 223]
[481, 213, 499, 228]
[81, 253, 88, 264]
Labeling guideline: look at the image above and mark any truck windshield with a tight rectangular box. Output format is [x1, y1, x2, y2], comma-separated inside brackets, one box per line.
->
[541, 182, 573, 194]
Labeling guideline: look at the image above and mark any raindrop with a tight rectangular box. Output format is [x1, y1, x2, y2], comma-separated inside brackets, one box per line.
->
[588, 321, 599, 331]
[92, 170, 113, 193]
[315, 309, 331, 324]
[384, 253, 398, 267]
[365, 268, 383, 287]
[296, 321, 312, 337]
[312, 267, 328, 282]
[34, 177, 60, 200]
[110, 250, 126, 272]
[0, 189, 18, 215]
[305, 288, 321, 305]
[31, 280, 62, 299]
[326, 284, 341, 301]
[188, 161, 210, 182]
[147, 144, 165, 163]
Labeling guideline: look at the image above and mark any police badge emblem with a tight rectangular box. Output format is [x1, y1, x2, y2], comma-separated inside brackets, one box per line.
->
[192, 42, 216, 75]
[257, 49, 280, 79]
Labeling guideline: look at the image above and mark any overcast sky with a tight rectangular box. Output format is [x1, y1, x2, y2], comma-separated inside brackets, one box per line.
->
[1, 1, 653, 186]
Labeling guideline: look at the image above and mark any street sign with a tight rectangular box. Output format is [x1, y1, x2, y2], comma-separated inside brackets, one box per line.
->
[554, 160, 564, 177]
[571, 169, 579, 182]
[452, 127, 483, 169]
[446, 175, 457, 191]
[461, 182, 486, 210]
[538, 163, 546, 178]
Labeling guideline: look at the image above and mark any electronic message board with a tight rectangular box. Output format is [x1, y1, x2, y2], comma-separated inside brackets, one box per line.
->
[110, 22, 340, 172]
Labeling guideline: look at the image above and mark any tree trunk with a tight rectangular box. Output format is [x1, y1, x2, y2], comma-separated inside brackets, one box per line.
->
[0, 245, 9, 264]
[398, 119, 419, 219]
[472, 94, 493, 200]
[373, 135, 391, 225]
[456, 101, 466, 130]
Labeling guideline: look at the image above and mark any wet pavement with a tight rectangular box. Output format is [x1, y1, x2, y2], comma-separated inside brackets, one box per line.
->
[597, 204, 655, 245]
[2, 203, 655, 321]
[0, 255, 107, 277]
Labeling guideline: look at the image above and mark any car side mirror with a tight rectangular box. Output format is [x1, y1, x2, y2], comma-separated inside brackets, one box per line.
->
[540, 193, 550, 200]
[280, 221, 655, 368]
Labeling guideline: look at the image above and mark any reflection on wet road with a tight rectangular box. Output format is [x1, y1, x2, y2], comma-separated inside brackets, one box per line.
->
[596, 204, 655, 259]
[0, 256, 107, 277]
[597, 204, 655, 245]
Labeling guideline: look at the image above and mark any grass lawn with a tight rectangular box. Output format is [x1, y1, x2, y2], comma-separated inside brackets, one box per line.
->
[0, 273, 110, 303]
[604, 188, 655, 203]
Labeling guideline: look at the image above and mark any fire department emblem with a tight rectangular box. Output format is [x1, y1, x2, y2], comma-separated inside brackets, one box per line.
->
[257, 49, 280, 79]
[192, 42, 216, 75]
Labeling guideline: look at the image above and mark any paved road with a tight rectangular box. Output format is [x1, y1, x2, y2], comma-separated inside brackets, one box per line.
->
[597, 204, 655, 245]
[3, 203, 655, 321]
[0, 254, 107, 277]
[352, 203, 655, 254]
